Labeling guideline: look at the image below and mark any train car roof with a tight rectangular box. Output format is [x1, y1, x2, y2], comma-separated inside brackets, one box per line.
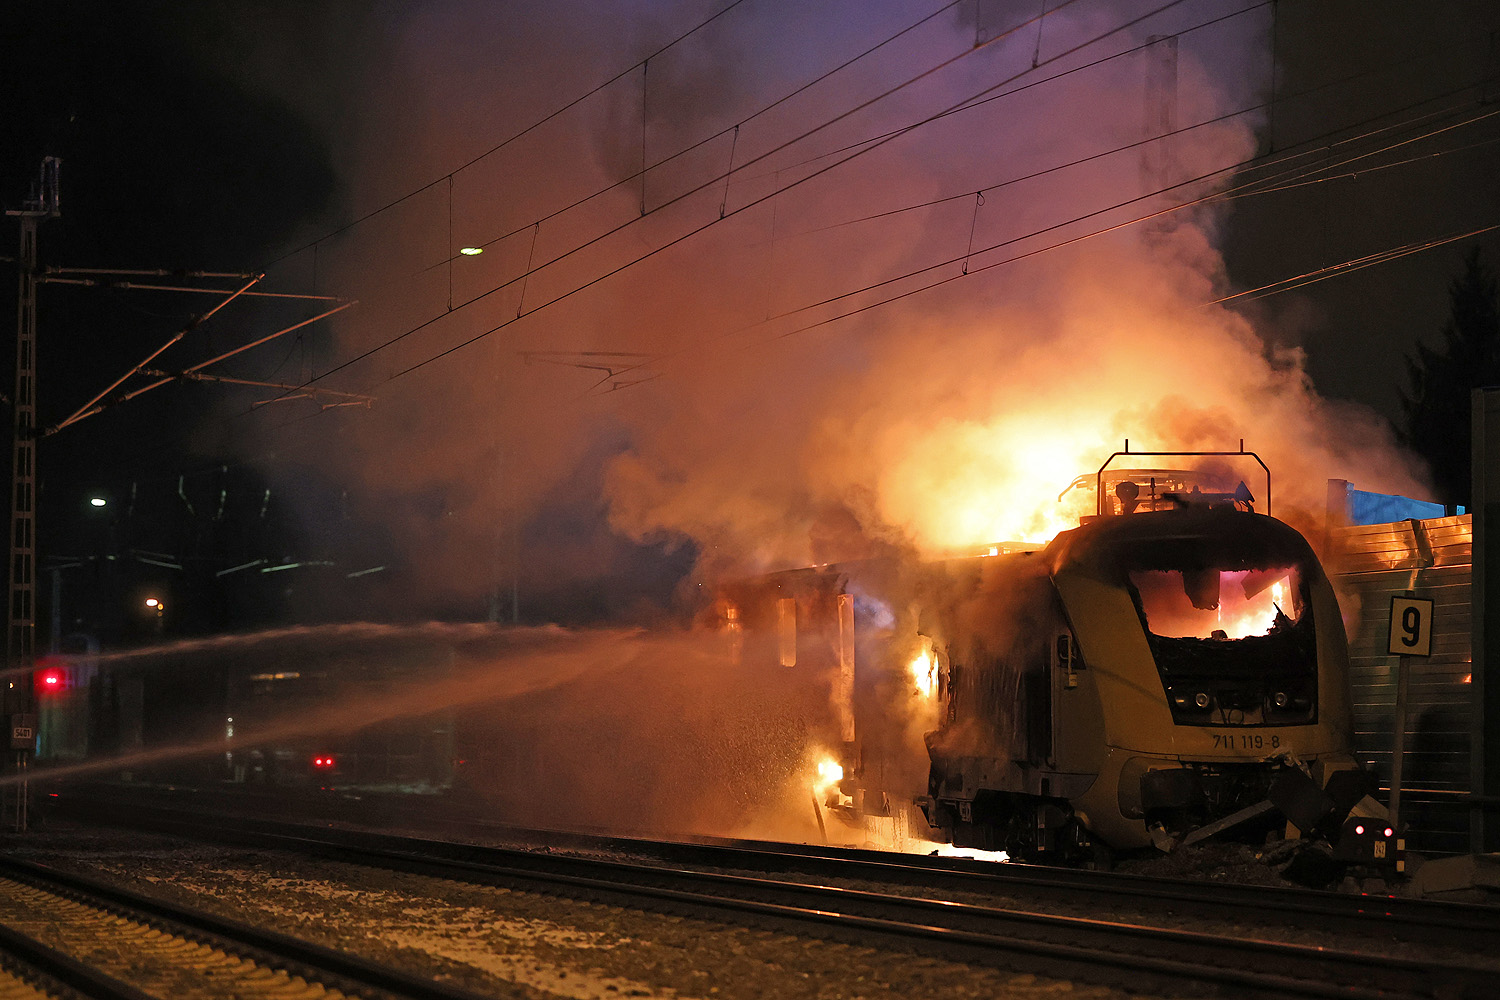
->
[1043, 507, 1320, 578]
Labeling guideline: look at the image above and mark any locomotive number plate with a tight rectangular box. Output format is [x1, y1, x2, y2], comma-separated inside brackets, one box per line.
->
[1211, 733, 1282, 750]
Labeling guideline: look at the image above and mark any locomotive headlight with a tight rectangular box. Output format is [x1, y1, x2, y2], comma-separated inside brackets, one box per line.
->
[1273, 691, 1289, 709]
[1193, 691, 1211, 709]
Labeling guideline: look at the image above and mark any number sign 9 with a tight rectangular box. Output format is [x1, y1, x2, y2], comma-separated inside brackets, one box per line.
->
[1388, 596, 1434, 657]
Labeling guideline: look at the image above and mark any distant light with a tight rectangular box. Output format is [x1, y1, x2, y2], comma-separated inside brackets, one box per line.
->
[89, 497, 107, 508]
[459, 246, 484, 256]
[145, 598, 160, 608]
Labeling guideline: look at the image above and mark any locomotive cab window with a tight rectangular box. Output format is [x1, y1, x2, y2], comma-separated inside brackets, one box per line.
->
[1129, 566, 1304, 640]
[1116, 535, 1319, 728]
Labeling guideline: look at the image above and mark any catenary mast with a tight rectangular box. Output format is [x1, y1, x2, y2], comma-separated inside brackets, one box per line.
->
[4, 157, 60, 831]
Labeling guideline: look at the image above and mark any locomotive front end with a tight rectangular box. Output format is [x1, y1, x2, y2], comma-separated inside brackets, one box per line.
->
[920, 452, 1375, 861]
[1051, 504, 1362, 852]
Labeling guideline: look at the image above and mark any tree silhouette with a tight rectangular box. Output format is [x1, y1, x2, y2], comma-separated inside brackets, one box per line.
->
[1400, 248, 1500, 509]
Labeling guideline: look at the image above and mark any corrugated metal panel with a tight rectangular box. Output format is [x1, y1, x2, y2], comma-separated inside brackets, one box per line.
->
[1331, 514, 1474, 854]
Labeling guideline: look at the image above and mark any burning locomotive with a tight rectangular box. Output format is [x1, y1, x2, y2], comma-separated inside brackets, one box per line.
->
[720, 449, 1381, 862]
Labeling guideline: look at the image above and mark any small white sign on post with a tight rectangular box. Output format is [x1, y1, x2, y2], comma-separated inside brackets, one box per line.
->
[1388, 596, 1434, 658]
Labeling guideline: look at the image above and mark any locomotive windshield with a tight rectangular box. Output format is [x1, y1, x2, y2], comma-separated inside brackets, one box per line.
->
[1129, 566, 1304, 640]
[1110, 531, 1320, 727]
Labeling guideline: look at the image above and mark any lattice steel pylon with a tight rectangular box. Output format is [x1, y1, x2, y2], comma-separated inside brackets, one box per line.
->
[4, 157, 60, 831]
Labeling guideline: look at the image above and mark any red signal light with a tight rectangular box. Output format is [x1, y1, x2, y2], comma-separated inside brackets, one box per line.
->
[312, 755, 337, 770]
[35, 666, 65, 694]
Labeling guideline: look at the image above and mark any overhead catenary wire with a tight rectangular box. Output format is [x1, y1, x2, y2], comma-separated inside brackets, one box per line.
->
[424, 0, 1072, 272]
[43, 268, 259, 279]
[38, 277, 344, 301]
[333, 8, 1493, 400]
[288, 0, 1027, 401]
[225, 0, 1500, 452]
[1224, 130, 1500, 201]
[38, 15, 1500, 515]
[760, 98, 1500, 326]
[253, 0, 1198, 407]
[134, 369, 373, 409]
[734, 202, 1500, 369]
[762, 62, 1500, 243]
[109, 183, 1495, 524]
[1204, 223, 1500, 305]
[727, 107, 1500, 358]
[373, 0, 1198, 386]
[530, 93, 1500, 392]
[613, 67, 1500, 381]
[261, 0, 764, 272]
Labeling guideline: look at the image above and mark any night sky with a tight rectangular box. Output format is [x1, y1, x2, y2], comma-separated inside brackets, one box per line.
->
[3, 0, 1499, 639]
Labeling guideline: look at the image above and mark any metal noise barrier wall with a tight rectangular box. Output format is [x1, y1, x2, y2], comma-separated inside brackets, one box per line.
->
[1330, 515, 1474, 855]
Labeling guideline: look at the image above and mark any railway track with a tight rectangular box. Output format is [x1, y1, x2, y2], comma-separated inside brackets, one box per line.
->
[427, 814, 1500, 951]
[0, 852, 514, 1000]
[0, 913, 154, 1000]
[44, 795, 1497, 999]
[64, 780, 1500, 949]
[82, 781, 1488, 949]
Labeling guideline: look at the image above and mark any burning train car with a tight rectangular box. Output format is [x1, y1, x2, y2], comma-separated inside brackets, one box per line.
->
[720, 452, 1383, 862]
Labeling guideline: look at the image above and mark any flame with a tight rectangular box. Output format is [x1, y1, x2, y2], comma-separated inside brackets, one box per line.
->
[882, 837, 1009, 863]
[930, 843, 1010, 863]
[1214, 574, 1291, 639]
[910, 648, 936, 698]
[1134, 569, 1298, 640]
[812, 756, 844, 804]
[868, 417, 1108, 551]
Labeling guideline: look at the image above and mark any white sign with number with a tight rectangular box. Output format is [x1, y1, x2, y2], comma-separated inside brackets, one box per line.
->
[1388, 596, 1434, 657]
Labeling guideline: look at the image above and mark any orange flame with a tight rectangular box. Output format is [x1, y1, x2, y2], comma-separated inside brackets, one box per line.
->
[909, 646, 937, 698]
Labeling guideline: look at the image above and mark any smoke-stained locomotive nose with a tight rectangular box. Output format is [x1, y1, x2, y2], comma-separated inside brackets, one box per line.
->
[921, 490, 1365, 861]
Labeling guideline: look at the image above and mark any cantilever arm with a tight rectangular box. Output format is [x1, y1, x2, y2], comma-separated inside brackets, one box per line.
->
[48, 273, 264, 435]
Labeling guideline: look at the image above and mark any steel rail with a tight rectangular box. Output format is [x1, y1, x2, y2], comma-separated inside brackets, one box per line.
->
[0, 854, 520, 1000]
[55, 804, 1491, 1000]
[409, 811, 1498, 942]
[554, 825, 1499, 946]
[56, 786, 1500, 949]
[0, 918, 158, 1000]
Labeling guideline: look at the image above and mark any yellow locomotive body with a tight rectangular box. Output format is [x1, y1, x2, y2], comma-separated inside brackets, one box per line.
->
[919, 504, 1359, 857]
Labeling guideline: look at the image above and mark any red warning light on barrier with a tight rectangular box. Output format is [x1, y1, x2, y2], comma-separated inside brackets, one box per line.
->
[312, 755, 337, 770]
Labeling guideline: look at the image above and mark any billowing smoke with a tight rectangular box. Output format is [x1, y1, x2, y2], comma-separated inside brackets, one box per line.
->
[588, 2, 1429, 573]
[208, 2, 1435, 839]
[68, 0, 1419, 621]
[255, 1, 1424, 606]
